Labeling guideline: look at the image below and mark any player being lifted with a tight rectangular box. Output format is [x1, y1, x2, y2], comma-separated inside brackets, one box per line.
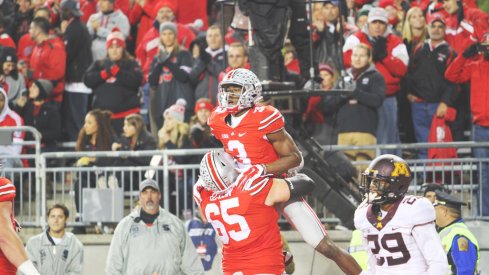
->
[208, 68, 361, 274]
[194, 150, 317, 274]
[355, 154, 448, 274]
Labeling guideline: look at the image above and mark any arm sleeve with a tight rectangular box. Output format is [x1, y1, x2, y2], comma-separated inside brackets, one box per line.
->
[354, 73, 386, 108]
[380, 42, 409, 78]
[105, 221, 125, 275]
[361, 234, 377, 275]
[206, 59, 226, 78]
[116, 61, 143, 90]
[445, 55, 471, 84]
[180, 223, 205, 275]
[412, 222, 449, 275]
[450, 236, 478, 275]
[164, 61, 190, 82]
[83, 61, 105, 88]
[148, 59, 163, 87]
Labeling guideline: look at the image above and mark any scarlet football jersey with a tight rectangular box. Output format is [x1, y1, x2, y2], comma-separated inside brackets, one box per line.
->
[0, 177, 17, 274]
[198, 176, 284, 275]
[208, 105, 285, 169]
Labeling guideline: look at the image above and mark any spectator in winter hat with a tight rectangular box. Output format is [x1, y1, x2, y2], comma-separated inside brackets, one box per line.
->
[189, 98, 214, 143]
[0, 47, 27, 107]
[83, 27, 143, 135]
[16, 79, 61, 160]
[148, 21, 194, 134]
[158, 98, 190, 150]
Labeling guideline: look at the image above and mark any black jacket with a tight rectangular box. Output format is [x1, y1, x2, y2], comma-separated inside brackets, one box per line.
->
[20, 101, 61, 147]
[405, 41, 457, 105]
[189, 48, 226, 106]
[83, 58, 143, 114]
[112, 131, 157, 166]
[63, 17, 93, 83]
[319, 65, 385, 135]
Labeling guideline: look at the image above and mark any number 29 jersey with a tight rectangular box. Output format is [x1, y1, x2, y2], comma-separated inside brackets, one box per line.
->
[197, 177, 284, 275]
[354, 196, 437, 274]
[208, 105, 284, 168]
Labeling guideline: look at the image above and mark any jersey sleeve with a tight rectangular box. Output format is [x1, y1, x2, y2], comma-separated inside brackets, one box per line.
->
[256, 106, 285, 134]
[407, 197, 436, 227]
[0, 177, 16, 202]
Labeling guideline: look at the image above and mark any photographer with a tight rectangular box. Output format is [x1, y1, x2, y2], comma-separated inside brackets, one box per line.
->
[83, 28, 143, 135]
[112, 114, 156, 191]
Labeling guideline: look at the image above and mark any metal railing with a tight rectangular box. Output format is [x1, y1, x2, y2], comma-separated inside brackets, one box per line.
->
[3, 128, 489, 226]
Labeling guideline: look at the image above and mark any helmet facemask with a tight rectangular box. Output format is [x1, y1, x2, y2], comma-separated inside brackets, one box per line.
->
[217, 68, 263, 114]
[218, 84, 245, 114]
[361, 172, 400, 204]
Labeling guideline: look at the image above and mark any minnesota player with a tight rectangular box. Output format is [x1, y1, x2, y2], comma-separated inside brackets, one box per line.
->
[355, 154, 448, 274]
[194, 150, 316, 275]
[0, 177, 40, 275]
[209, 68, 361, 274]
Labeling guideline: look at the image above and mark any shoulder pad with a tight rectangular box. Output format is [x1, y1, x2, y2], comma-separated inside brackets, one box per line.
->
[0, 177, 15, 202]
[401, 196, 435, 227]
[252, 105, 284, 133]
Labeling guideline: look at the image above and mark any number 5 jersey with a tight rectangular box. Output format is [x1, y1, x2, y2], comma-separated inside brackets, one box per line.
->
[354, 196, 448, 275]
[195, 176, 284, 275]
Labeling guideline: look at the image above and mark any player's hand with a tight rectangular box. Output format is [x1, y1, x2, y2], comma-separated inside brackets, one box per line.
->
[235, 164, 267, 190]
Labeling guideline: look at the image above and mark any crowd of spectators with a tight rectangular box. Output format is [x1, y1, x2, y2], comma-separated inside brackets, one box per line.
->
[0, 0, 488, 210]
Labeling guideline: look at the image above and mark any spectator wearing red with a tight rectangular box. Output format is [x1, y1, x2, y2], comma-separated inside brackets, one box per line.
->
[304, 63, 338, 145]
[27, 17, 66, 103]
[343, 7, 408, 154]
[12, 0, 33, 43]
[80, 0, 97, 23]
[218, 42, 250, 82]
[176, 0, 208, 30]
[135, 1, 195, 80]
[0, 88, 24, 168]
[17, 7, 50, 66]
[83, 28, 143, 134]
[87, 0, 130, 61]
[445, 32, 489, 216]
[443, 0, 488, 54]
[129, 0, 177, 48]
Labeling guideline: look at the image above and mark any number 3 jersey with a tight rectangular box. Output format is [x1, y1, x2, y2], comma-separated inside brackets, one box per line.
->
[354, 195, 446, 275]
[196, 177, 284, 275]
[208, 105, 284, 168]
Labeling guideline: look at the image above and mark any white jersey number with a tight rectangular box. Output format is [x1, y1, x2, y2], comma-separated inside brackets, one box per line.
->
[205, 197, 251, 244]
[367, 233, 411, 266]
[227, 140, 251, 166]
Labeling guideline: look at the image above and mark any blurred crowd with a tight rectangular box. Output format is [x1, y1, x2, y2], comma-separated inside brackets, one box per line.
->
[0, 0, 487, 169]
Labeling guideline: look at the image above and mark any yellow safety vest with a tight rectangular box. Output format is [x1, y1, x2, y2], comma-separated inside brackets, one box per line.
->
[348, 229, 369, 270]
[439, 221, 480, 274]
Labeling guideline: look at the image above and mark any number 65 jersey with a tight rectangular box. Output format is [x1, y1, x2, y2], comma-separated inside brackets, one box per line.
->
[195, 177, 284, 275]
[354, 196, 448, 275]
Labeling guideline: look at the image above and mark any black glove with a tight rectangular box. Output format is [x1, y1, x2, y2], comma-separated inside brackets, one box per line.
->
[104, 60, 114, 73]
[372, 36, 388, 62]
[156, 51, 171, 64]
[200, 50, 211, 64]
[462, 43, 480, 58]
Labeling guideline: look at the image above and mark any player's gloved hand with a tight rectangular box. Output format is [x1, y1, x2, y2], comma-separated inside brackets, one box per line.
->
[235, 164, 267, 190]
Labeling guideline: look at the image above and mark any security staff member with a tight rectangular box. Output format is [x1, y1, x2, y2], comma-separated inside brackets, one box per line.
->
[434, 191, 480, 275]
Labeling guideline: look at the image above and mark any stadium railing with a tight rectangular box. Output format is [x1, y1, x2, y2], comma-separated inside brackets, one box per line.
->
[1, 125, 488, 227]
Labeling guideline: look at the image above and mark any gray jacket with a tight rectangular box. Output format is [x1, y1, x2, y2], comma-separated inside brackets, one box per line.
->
[106, 207, 204, 275]
[87, 10, 130, 61]
[25, 231, 84, 275]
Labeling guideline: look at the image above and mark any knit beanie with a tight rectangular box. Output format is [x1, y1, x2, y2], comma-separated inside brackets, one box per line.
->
[106, 27, 126, 49]
[194, 98, 214, 113]
[164, 98, 186, 122]
[159, 22, 177, 35]
[153, 1, 177, 19]
[34, 79, 54, 100]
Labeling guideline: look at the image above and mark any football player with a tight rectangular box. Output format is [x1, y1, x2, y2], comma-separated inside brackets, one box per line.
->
[194, 150, 316, 275]
[209, 68, 362, 274]
[0, 177, 39, 275]
[355, 154, 448, 274]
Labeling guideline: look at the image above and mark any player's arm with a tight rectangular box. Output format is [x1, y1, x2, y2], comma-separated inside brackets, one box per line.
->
[265, 174, 315, 206]
[266, 129, 302, 175]
[412, 222, 448, 275]
[0, 201, 39, 275]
